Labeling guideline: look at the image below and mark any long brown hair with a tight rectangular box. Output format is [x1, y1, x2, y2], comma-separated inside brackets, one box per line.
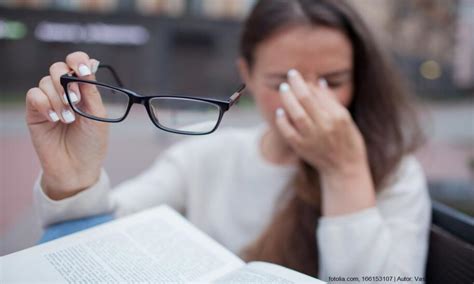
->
[240, 0, 423, 277]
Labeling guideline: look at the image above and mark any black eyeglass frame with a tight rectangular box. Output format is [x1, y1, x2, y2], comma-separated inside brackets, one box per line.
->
[60, 65, 245, 135]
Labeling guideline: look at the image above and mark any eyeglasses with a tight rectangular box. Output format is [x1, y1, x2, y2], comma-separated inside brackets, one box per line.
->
[60, 65, 245, 135]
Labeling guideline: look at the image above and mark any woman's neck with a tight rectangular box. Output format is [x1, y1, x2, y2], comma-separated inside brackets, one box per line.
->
[260, 127, 298, 165]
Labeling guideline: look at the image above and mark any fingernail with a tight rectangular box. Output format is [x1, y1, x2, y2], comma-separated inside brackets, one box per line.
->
[78, 64, 91, 76]
[276, 108, 285, 117]
[288, 69, 298, 77]
[69, 91, 79, 103]
[63, 91, 79, 104]
[279, 82, 290, 93]
[62, 109, 75, 123]
[92, 60, 100, 73]
[48, 110, 59, 122]
[319, 78, 328, 89]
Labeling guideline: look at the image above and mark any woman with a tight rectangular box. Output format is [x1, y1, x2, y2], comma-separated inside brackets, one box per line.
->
[26, 0, 430, 281]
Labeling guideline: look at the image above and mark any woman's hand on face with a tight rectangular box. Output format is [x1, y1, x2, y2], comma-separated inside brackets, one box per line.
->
[275, 69, 367, 176]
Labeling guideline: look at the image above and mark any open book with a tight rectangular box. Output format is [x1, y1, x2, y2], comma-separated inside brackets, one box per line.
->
[1, 205, 325, 283]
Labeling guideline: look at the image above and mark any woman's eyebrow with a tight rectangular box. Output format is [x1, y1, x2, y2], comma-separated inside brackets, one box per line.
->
[320, 69, 352, 78]
[264, 69, 352, 80]
[265, 73, 288, 80]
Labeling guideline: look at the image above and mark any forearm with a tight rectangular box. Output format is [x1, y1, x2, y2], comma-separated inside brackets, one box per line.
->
[317, 156, 431, 281]
[320, 159, 376, 217]
[318, 207, 428, 281]
[41, 171, 101, 200]
[34, 168, 113, 227]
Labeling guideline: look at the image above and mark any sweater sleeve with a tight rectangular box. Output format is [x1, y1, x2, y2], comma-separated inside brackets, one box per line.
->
[316, 156, 431, 282]
[34, 141, 190, 227]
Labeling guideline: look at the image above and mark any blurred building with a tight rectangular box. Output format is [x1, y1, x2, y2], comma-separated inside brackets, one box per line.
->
[453, 0, 474, 89]
[0, 0, 256, 99]
[351, 0, 473, 96]
[0, 0, 255, 18]
[1, 0, 473, 100]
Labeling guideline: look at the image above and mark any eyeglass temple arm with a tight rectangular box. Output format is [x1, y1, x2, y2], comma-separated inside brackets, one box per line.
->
[98, 64, 124, 88]
[229, 84, 246, 107]
[63, 64, 124, 88]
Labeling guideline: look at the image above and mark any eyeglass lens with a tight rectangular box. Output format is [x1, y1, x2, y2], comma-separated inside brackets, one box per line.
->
[66, 81, 130, 121]
[149, 97, 220, 133]
[66, 80, 221, 134]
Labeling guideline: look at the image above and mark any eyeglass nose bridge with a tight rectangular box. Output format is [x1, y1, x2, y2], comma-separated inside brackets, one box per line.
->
[128, 92, 148, 106]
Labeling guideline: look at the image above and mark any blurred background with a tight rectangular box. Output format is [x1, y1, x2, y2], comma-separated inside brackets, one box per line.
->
[1, 0, 473, 256]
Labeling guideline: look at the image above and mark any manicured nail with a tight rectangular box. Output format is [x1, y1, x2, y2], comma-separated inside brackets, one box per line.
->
[92, 60, 100, 73]
[78, 64, 91, 76]
[319, 78, 328, 89]
[48, 110, 59, 122]
[279, 82, 290, 93]
[288, 69, 298, 77]
[63, 91, 79, 104]
[62, 109, 75, 123]
[276, 108, 285, 118]
[69, 91, 79, 103]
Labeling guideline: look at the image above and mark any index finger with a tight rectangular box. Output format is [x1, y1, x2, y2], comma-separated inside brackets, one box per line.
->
[49, 61, 75, 105]
[287, 69, 323, 122]
[65, 51, 92, 77]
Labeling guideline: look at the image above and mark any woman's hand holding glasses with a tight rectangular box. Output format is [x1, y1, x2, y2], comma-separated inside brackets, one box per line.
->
[26, 51, 245, 200]
[26, 51, 109, 200]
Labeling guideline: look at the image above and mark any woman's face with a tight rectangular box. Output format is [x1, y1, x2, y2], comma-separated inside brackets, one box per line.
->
[239, 25, 354, 128]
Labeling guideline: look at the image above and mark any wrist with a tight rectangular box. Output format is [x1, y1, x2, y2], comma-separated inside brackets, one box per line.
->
[41, 170, 100, 200]
[319, 159, 376, 216]
[320, 157, 370, 180]
[320, 158, 373, 193]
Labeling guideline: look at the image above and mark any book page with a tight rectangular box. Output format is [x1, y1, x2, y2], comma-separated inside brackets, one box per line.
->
[214, 261, 326, 283]
[1, 205, 244, 283]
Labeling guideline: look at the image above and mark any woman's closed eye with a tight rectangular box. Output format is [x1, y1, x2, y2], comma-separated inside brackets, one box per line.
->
[266, 79, 347, 92]
[320, 70, 352, 89]
[325, 79, 347, 89]
[268, 82, 285, 92]
[264, 73, 288, 92]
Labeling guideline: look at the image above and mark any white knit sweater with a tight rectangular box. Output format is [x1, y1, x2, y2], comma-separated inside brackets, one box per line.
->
[34, 124, 431, 281]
